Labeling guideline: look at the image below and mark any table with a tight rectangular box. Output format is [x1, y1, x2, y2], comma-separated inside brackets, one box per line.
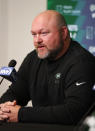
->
[0, 122, 76, 131]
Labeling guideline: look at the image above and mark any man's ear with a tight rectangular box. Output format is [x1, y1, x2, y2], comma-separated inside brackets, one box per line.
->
[61, 26, 68, 40]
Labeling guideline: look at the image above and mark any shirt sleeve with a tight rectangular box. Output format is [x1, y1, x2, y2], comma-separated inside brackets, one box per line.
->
[18, 60, 95, 124]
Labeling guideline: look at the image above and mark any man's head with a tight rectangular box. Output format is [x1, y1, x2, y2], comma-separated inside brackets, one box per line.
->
[31, 10, 71, 60]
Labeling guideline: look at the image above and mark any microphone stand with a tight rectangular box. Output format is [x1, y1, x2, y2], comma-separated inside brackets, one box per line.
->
[0, 78, 4, 85]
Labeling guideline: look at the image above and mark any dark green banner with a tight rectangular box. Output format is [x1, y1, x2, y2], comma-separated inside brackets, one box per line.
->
[47, 0, 95, 55]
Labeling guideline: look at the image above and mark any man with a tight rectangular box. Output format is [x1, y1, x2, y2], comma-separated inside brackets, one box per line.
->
[0, 10, 95, 125]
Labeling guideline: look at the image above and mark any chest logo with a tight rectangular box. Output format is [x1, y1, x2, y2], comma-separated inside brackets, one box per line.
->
[75, 82, 86, 86]
[55, 73, 61, 79]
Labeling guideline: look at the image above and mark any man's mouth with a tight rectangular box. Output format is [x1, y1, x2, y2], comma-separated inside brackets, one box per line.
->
[38, 45, 44, 48]
[36, 45, 46, 50]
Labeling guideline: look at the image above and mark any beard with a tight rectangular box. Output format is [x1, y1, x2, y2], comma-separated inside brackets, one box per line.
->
[36, 42, 64, 60]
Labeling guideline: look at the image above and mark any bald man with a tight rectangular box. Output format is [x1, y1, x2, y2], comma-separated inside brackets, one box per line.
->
[0, 10, 95, 125]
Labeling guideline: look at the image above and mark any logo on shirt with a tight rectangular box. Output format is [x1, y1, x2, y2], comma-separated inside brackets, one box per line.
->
[54, 73, 61, 85]
[75, 82, 86, 86]
[55, 73, 61, 79]
[92, 85, 95, 90]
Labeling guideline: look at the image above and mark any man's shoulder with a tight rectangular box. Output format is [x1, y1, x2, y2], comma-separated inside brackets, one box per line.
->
[27, 50, 37, 57]
[63, 40, 95, 71]
[70, 40, 95, 61]
[25, 50, 39, 61]
[21, 50, 40, 67]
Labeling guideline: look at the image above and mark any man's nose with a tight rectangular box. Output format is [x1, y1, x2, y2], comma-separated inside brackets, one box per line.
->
[34, 34, 43, 43]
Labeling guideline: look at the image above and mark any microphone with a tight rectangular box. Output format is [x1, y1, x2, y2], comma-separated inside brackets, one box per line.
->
[0, 60, 17, 85]
[8, 59, 17, 67]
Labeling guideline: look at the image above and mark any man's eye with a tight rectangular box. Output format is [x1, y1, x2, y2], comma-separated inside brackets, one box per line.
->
[32, 34, 36, 36]
[32, 34, 36, 37]
[41, 32, 49, 36]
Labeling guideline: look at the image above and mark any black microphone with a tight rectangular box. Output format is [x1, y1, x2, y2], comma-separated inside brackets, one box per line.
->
[8, 59, 17, 67]
[0, 60, 17, 85]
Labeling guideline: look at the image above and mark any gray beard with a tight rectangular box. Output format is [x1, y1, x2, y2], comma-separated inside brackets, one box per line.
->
[37, 42, 64, 60]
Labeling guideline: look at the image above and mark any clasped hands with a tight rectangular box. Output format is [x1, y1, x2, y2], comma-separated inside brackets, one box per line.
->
[0, 100, 21, 122]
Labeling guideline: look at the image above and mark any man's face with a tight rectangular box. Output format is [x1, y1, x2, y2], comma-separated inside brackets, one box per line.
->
[31, 14, 64, 59]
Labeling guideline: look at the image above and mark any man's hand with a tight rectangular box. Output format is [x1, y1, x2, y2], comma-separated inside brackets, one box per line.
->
[0, 101, 16, 121]
[2, 105, 21, 122]
[0, 100, 16, 107]
[0, 100, 21, 122]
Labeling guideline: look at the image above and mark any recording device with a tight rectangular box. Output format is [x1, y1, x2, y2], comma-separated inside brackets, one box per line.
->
[0, 60, 17, 85]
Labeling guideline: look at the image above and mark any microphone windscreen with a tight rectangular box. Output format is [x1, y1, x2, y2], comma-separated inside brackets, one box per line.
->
[8, 60, 17, 67]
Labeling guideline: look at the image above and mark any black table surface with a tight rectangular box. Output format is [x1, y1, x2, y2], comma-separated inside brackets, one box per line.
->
[0, 122, 79, 131]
